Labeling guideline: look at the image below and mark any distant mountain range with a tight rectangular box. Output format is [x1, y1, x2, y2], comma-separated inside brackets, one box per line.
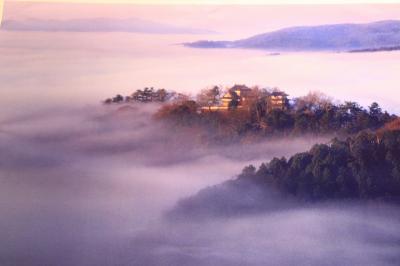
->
[0, 18, 215, 34]
[185, 20, 400, 52]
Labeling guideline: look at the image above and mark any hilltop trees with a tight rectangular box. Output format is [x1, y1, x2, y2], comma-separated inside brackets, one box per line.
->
[157, 87, 394, 142]
[131, 87, 162, 102]
[293, 91, 333, 112]
[103, 87, 175, 104]
[103, 85, 396, 144]
[196, 86, 221, 110]
[103, 94, 124, 104]
[264, 109, 294, 133]
[168, 127, 400, 219]
[155, 100, 199, 126]
[237, 129, 400, 201]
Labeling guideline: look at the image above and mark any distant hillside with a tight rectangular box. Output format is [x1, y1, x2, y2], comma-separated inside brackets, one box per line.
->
[0, 18, 214, 34]
[185, 20, 400, 52]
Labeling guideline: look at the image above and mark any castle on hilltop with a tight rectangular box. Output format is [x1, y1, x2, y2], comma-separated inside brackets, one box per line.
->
[200, 85, 289, 112]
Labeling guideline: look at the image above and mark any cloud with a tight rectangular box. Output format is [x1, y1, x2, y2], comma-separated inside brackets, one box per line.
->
[1, 104, 399, 266]
[0, 17, 215, 34]
[127, 203, 400, 266]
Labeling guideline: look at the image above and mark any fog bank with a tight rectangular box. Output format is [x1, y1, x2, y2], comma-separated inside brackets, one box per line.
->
[0, 104, 335, 265]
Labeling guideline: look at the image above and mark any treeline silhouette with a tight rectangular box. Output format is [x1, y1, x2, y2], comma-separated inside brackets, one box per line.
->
[103, 87, 190, 104]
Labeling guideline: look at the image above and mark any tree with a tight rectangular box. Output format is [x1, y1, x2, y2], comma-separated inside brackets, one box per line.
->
[294, 91, 333, 112]
[112, 94, 124, 103]
[103, 98, 112, 104]
[244, 87, 269, 122]
[240, 165, 256, 178]
[265, 109, 294, 132]
[368, 102, 384, 128]
[143, 87, 154, 102]
[228, 90, 240, 110]
[157, 89, 168, 102]
[155, 100, 199, 126]
[171, 92, 191, 104]
[196, 86, 221, 109]
[369, 102, 382, 117]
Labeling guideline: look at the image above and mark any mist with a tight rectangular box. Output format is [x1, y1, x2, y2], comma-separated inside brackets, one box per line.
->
[131, 204, 400, 266]
[2, 3, 400, 263]
[0, 103, 344, 265]
[2, 30, 400, 120]
[1, 103, 399, 265]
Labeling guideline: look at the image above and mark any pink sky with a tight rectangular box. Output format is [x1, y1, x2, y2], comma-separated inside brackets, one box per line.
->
[4, 2, 400, 36]
[2, 2, 400, 116]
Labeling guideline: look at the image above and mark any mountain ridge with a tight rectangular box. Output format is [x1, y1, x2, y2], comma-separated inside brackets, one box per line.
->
[185, 20, 400, 52]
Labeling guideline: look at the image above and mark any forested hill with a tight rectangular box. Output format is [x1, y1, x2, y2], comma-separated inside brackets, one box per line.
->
[155, 87, 396, 144]
[104, 86, 397, 144]
[185, 20, 400, 52]
[168, 124, 400, 219]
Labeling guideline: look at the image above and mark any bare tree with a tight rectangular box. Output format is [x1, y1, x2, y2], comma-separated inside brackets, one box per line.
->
[196, 86, 221, 110]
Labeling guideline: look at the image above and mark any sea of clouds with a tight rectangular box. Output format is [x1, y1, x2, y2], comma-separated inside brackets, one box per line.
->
[0, 104, 399, 266]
